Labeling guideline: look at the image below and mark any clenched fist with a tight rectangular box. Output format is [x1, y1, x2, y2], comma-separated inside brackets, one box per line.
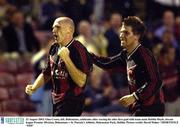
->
[25, 85, 36, 95]
[119, 94, 136, 107]
[58, 47, 70, 60]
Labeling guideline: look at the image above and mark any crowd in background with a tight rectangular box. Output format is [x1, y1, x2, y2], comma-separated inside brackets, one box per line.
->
[0, 0, 180, 116]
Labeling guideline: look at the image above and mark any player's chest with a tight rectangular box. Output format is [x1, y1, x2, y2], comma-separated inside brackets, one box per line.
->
[126, 59, 145, 77]
[49, 55, 68, 79]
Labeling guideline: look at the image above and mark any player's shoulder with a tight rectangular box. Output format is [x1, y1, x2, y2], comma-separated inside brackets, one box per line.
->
[71, 39, 87, 51]
[138, 45, 153, 55]
[138, 45, 155, 60]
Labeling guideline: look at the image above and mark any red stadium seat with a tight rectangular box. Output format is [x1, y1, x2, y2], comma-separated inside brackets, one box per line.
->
[0, 111, 19, 116]
[0, 87, 9, 100]
[0, 61, 7, 72]
[0, 103, 2, 112]
[0, 59, 18, 73]
[2, 99, 22, 113]
[6, 60, 18, 73]
[20, 100, 36, 112]
[9, 87, 26, 100]
[16, 73, 33, 88]
[0, 73, 16, 87]
[17, 59, 33, 73]
[2, 99, 36, 113]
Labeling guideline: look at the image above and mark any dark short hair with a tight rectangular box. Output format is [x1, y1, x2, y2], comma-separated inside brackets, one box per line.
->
[123, 16, 146, 41]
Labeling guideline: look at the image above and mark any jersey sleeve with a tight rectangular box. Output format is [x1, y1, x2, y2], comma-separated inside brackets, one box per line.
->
[134, 49, 162, 102]
[90, 51, 126, 69]
[70, 43, 93, 75]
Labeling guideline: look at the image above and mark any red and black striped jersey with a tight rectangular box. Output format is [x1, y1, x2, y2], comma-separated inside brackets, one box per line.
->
[91, 44, 164, 106]
[43, 39, 93, 104]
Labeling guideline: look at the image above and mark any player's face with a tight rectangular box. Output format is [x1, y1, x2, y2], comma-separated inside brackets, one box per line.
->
[119, 24, 136, 49]
[52, 22, 65, 44]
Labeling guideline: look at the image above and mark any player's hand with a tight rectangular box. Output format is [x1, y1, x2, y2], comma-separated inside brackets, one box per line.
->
[119, 94, 136, 107]
[25, 84, 36, 95]
[58, 47, 70, 60]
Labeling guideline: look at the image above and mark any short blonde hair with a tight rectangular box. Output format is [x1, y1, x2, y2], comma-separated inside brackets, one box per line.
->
[53, 17, 75, 34]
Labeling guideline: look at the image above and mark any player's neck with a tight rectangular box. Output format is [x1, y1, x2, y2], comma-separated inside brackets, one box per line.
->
[127, 42, 139, 55]
[60, 36, 73, 46]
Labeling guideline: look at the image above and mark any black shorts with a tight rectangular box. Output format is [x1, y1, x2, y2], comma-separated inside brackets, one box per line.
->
[132, 103, 165, 116]
[53, 94, 85, 116]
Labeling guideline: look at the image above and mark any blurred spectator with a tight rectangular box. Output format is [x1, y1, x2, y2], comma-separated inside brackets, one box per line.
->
[63, 0, 94, 27]
[155, 10, 175, 36]
[90, 14, 109, 55]
[7, 0, 31, 13]
[105, 13, 122, 56]
[90, 14, 103, 35]
[162, 30, 175, 45]
[76, 20, 98, 54]
[142, 29, 161, 50]
[40, 0, 65, 30]
[146, 0, 180, 23]
[0, 0, 16, 25]
[93, 0, 104, 23]
[77, 19, 108, 56]
[151, 43, 163, 60]
[155, 10, 179, 48]
[41, 0, 65, 20]
[175, 15, 180, 42]
[159, 44, 180, 115]
[104, 0, 135, 18]
[92, 32, 108, 56]
[84, 66, 128, 115]
[104, 13, 127, 89]
[84, 66, 113, 112]
[161, 30, 180, 60]
[2, 10, 40, 53]
[0, 0, 8, 18]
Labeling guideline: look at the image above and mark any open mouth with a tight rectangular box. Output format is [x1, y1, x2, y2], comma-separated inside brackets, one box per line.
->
[53, 34, 58, 42]
[53, 33, 57, 38]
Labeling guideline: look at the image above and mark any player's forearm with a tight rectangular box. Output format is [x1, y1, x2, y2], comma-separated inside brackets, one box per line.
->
[63, 56, 87, 87]
[91, 53, 110, 62]
[91, 52, 125, 69]
[92, 56, 114, 69]
[32, 73, 51, 90]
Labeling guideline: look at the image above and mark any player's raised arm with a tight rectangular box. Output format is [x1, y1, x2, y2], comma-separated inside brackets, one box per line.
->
[25, 73, 51, 95]
[58, 47, 88, 88]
